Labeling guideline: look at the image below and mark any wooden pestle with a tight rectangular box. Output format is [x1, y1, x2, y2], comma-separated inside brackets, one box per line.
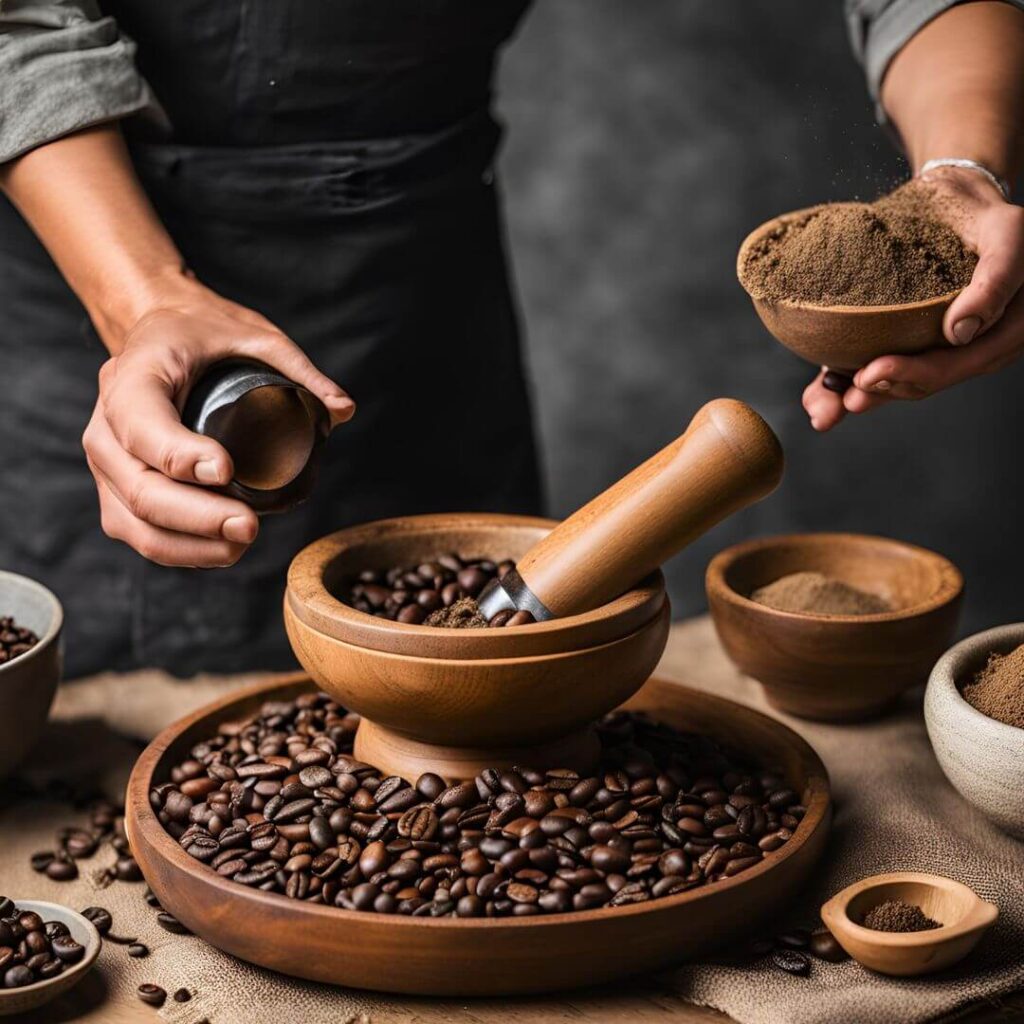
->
[478, 398, 783, 620]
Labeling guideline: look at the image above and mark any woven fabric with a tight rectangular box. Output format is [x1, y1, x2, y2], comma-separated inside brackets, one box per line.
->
[1, 617, 1022, 1024]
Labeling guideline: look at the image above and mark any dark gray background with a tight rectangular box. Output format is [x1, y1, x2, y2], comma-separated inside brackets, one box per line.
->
[496, 0, 1023, 634]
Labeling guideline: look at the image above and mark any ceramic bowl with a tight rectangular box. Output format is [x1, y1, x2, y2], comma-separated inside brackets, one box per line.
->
[0, 571, 63, 778]
[737, 206, 958, 372]
[821, 872, 997, 976]
[925, 623, 1024, 839]
[0, 901, 101, 1016]
[706, 533, 963, 721]
[285, 513, 670, 778]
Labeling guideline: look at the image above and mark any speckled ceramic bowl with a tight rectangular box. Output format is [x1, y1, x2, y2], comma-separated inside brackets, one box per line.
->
[925, 623, 1024, 840]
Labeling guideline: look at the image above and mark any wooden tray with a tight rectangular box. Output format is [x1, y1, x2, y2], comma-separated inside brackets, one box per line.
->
[125, 675, 831, 996]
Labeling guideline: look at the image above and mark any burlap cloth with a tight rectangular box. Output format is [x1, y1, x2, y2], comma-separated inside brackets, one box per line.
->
[2, 616, 1023, 1024]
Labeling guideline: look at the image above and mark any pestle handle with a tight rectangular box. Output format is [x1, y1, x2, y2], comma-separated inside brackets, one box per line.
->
[517, 399, 783, 617]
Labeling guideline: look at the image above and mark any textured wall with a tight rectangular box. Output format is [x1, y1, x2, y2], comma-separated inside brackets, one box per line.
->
[496, 0, 1024, 634]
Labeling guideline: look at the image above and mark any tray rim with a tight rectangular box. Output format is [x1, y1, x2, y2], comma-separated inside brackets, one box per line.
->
[126, 672, 831, 932]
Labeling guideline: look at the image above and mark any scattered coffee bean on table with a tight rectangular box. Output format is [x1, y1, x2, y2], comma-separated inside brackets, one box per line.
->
[809, 928, 850, 962]
[128, 943, 149, 958]
[772, 948, 811, 977]
[173, 987, 192, 1002]
[862, 899, 941, 932]
[0, 614, 39, 665]
[138, 982, 167, 1007]
[80, 907, 112, 936]
[751, 572, 890, 616]
[154, 691, 804, 918]
[338, 555, 534, 628]
[0, 898, 84, 988]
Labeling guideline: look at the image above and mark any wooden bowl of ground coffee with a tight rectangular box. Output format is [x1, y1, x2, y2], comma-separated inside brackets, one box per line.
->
[925, 622, 1024, 839]
[706, 533, 963, 722]
[737, 184, 976, 373]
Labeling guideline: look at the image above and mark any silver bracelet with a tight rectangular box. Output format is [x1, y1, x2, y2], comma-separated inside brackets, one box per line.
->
[918, 158, 1011, 201]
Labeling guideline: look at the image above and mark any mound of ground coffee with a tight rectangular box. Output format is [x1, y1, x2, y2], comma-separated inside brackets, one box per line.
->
[862, 899, 941, 932]
[962, 644, 1024, 728]
[751, 572, 890, 616]
[740, 182, 976, 306]
[0, 615, 38, 664]
[424, 597, 489, 629]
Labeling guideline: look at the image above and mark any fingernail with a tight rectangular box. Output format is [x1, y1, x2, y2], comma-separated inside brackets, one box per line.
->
[871, 380, 892, 392]
[222, 516, 256, 543]
[195, 459, 224, 484]
[952, 316, 982, 345]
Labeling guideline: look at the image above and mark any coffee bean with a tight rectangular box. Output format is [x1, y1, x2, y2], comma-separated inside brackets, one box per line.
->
[138, 983, 167, 1007]
[128, 943, 149, 958]
[298, 766, 332, 790]
[45, 858, 78, 881]
[115, 857, 142, 882]
[81, 906, 112, 935]
[44, 921, 70, 940]
[156, 912, 190, 935]
[173, 987, 192, 1002]
[809, 928, 850, 962]
[777, 928, 811, 949]
[772, 949, 811, 977]
[4, 964, 34, 988]
[51, 935, 84, 964]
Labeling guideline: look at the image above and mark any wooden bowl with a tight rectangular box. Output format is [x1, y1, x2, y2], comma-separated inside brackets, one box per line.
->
[0, 571, 63, 779]
[0, 901, 101, 1016]
[737, 207, 958, 373]
[925, 623, 1024, 839]
[125, 674, 831, 996]
[706, 533, 963, 721]
[285, 514, 670, 778]
[821, 872, 997, 977]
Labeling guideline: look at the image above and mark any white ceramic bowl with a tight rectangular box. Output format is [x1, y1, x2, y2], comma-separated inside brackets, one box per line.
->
[0, 571, 63, 779]
[925, 623, 1024, 840]
[0, 900, 101, 1016]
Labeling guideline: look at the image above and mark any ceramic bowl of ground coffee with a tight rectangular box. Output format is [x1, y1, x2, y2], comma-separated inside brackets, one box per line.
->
[0, 571, 63, 779]
[737, 183, 976, 372]
[706, 533, 963, 721]
[925, 623, 1024, 839]
[285, 514, 669, 781]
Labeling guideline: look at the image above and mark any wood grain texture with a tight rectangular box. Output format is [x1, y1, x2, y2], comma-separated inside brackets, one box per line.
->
[706, 533, 963, 721]
[124, 674, 831, 997]
[516, 399, 783, 616]
[821, 873, 998, 977]
[737, 207, 959, 373]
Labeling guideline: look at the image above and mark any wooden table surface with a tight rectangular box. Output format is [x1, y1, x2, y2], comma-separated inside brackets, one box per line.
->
[12, 620, 1023, 1024]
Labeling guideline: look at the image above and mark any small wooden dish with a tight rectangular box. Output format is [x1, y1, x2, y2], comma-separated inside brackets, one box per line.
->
[737, 206, 959, 373]
[285, 513, 669, 779]
[706, 533, 963, 721]
[0, 901, 101, 1017]
[821, 872, 998, 977]
[125, 674, 831, 996]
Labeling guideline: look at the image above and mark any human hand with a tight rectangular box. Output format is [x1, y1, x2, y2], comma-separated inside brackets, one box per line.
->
[803, 169, 1024, 431]
[82, 279, 355, 567]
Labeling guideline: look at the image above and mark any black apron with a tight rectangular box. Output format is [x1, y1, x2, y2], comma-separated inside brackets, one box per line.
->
[0, 0, 541, 678]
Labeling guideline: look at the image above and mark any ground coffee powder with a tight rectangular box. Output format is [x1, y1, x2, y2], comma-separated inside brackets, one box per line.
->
[862, 899, 941, 932]
[751, 572, 890, 616]
[424, 597, 489, 629]
[962, 644, 1024, 728]
[740, 182, 976, 306]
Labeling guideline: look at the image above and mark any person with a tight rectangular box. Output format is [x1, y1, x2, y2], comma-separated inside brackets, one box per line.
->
[0, 1, 1020, 677]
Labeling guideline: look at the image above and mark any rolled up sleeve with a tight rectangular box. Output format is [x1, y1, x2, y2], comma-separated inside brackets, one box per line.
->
[0, 0, 156, 163]
[846, 0, 1024, 116]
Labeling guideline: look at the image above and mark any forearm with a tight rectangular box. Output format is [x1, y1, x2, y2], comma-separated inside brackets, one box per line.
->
[0, 125, 189, 353]
[880, 2, 1024, 181]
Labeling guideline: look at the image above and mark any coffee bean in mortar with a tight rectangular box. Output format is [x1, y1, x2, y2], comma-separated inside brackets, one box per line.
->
[339, 555, 525, 627]
[138, 983, 167, 1007]
[0, 614, 39, 665]
[157, 692, 802, 918]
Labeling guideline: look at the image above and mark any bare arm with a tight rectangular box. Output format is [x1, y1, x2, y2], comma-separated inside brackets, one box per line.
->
[805, 1, 1024, 430]
[1, 127, 355, 563]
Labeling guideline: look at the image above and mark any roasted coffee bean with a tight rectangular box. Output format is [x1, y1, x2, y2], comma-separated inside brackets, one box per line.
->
[4, 964, 33, 988]
[81, 906, 112, 935]
[777, 928, 811, 950]
[298, 766, 332, 790]
[416, 773, 445, 801]
[809, 928, 850, 962]
[45, 858, 78, 881]
[44, 920, 70, 941]
[173, 987, 192, 1002]
[772, 949, 811, 977]
[138, 983, 167, 1007]
[51, 935, 84, 964]
[115, 857, 142, 882]
[156, 912, 191, 935]
[128, 943, 149, 958]
[64, 830, 98, 859]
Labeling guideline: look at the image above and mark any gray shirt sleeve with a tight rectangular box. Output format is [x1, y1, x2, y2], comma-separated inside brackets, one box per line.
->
[846, 0, 1024, 117]
[0, 0, 157, 163]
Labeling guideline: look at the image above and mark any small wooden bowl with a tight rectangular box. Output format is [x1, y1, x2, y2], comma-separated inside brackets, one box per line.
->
[0, 901, 101, 1016]
[285, 514, 670, 778]
[737, 206, 959, 373]
[821, 873, 998, 977]
[125, 674, 831, 996]
[925, 623, 1024, 839]
[706, 533, 963, 721]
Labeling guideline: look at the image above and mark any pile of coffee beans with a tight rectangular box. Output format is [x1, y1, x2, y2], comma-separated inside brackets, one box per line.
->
[30, 799, 143, 884]
[154, 692, 804, 917]
[0, 897, 86, 988]
[338, 555, 534, 627]
[0, 615, 38, 665]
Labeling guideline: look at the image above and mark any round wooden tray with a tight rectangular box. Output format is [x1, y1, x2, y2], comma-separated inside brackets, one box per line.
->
[125, 675, 831, 996]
